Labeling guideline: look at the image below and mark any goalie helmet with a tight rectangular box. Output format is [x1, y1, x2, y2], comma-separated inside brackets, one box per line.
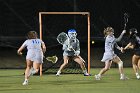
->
[68, 29, 77, 40]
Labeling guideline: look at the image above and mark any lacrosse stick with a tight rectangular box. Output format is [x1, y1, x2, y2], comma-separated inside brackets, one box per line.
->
[57, 32, 76, 52]
[45, 55, 58, 63]
[121, 13, 129, 47]
[123, 13, 129, 30]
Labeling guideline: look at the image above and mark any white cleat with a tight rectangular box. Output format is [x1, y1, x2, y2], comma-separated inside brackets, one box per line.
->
[28, 67, 36, 76]
[136, 75, 140, 80]
[84, 73, 91, 76]
[120, 76, 129, 80]
[56, 71, 61, 76]
[22, 80, 28, 85]
[95, 74, 101, 80]
[56, 73, 60, 76]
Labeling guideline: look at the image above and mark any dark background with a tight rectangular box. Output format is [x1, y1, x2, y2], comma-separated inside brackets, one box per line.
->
[0, 0, 140, 68]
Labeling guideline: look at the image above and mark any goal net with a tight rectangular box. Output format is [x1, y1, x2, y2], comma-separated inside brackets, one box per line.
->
[39, 12, 90, 75]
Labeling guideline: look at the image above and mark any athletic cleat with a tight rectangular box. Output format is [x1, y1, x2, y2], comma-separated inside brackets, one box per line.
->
[56, 71, 61, 76]
[56, 73, 60, 76]
[84, 73, 91, 76]
[22, 80, 28, 85]
[120, 76, 129, 80]
[136, 75, 140, 79]
[95, 74, 101, 80]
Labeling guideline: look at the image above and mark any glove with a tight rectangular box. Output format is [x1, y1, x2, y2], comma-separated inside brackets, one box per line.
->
[67, 46, 74, 51]
[122, 30, 126, 34]
[74, 50, 80, 56]
[120, 47, 125, 53]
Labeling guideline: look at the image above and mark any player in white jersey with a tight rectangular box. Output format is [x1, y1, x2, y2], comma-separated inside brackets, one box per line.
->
[17, 31, 46, 85]
[95, 27, 128, 80]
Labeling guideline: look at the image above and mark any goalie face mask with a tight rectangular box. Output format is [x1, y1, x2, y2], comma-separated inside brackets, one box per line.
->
[68, 29, 77, 40]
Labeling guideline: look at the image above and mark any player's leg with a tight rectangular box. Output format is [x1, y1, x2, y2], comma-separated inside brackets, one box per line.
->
[23, 59, 33, 85]
[73, 56, 90, 76]
[113, 56, 128, 80]
[29, 62, 42, 75]
[56, 56, 69, 76]
[132, 55, 140, 79]
[95, 61, 112, 80]
[137, 57, 140, 79]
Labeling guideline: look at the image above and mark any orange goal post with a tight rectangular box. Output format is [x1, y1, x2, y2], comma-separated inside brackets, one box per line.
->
[39, 12, 91, 76]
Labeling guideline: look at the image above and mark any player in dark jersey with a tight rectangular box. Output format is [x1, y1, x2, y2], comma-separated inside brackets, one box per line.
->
[123, 28, 140, 79]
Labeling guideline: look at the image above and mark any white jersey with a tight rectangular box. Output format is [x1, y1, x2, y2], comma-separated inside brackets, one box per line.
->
[63, 39, 80, 56]
[101, 35, 117, 62]
[21, 39, 44, 63]
[105, 35, 116, 52]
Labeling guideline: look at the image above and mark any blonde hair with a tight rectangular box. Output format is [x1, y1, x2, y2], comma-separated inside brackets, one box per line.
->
[103, 27, 114, 37]
[27, 31, 38, 39]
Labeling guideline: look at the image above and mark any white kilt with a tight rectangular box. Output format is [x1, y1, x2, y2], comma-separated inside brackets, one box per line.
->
[101, 51, 117, 62]
[26, 49, 43, 63]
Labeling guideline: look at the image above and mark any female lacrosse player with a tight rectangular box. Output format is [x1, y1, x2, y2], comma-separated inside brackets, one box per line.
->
[56, 29, 90, 76]
[123, 28, 140, 79]
[17, 31, 46, 85]
[95, 27, 127, 80]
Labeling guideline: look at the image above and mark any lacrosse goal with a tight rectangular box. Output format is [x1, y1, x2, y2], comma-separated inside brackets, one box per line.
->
[39, 12, 91, 76]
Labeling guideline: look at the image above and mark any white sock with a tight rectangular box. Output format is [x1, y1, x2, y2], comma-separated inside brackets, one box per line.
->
[57, 70, 61, 73]
[120, 74, 124, 77]
[97, 74, 101, 77]
[83, 70, 87, 74]
[25, 79, 28, 82]
[32, 69, 36, 74]
[136, 73, 139, 76]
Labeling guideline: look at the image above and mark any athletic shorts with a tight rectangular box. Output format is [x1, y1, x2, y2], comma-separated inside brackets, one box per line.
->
[26, 50, 43, 63]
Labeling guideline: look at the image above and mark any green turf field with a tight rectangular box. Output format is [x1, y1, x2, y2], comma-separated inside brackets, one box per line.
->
[0, 68, 139, 93]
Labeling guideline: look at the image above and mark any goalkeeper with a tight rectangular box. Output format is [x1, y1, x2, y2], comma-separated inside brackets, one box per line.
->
[56, 29, 90, 76]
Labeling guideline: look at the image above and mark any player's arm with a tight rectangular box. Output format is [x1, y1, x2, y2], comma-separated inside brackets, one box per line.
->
[17, 40, 27, 55]
[17, 45, 25, 55]
[135, 35, 140, 44]
[41, 41, 46, 53]
[114, 43, 121, 50]
[74, 39, 80, 56]
[115, 30, 126, 42]
[124, 42, 134, 50]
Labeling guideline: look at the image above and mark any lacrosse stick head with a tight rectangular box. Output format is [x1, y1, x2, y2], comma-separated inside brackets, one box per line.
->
[57, 32, 69, 45]
[46, 55, 58, 63]
[124, 13, 129, 23]
[123, 13, 129, 30]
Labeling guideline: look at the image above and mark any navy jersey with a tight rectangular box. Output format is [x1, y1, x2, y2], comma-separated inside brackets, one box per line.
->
[130, 36, 140, 56]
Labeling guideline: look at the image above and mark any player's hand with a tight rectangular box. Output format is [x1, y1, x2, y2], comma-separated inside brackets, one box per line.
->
[122, 30, 126, 34]
[120, 47, 125, 53]
[74, 51, 80, 56]
[67, 46, 74, 51]
[17, 51, 23, 56]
